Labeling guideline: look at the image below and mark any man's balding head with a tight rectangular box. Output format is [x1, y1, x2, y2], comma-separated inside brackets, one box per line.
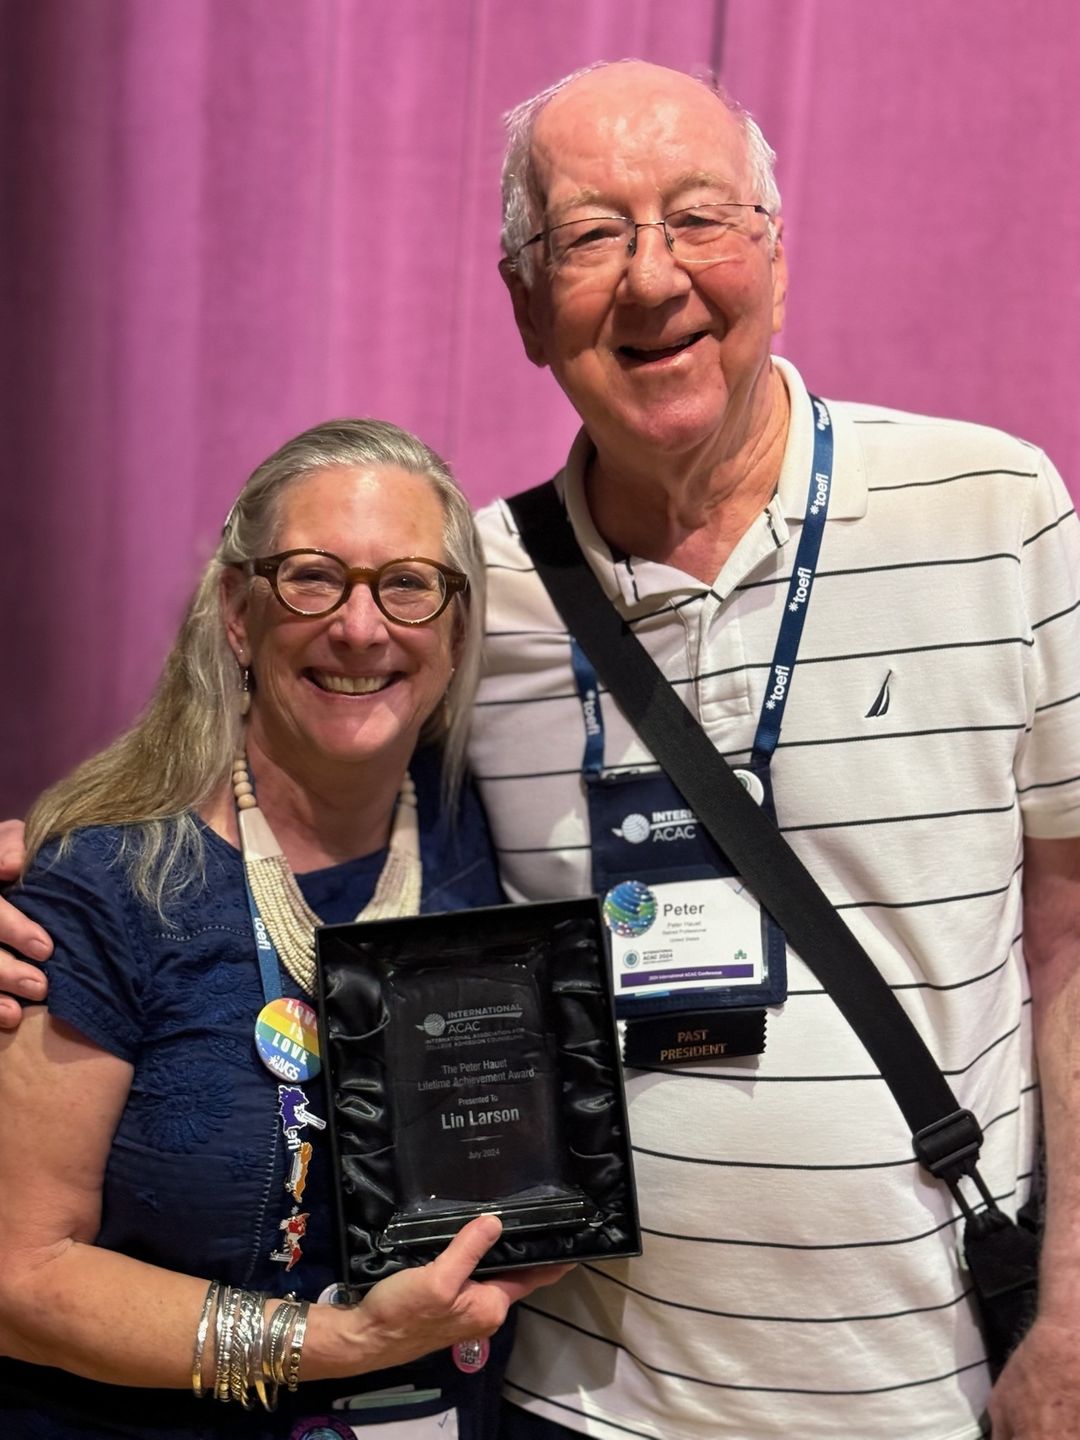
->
[496, 60, 788, 480]
[500, 60, 781, 284]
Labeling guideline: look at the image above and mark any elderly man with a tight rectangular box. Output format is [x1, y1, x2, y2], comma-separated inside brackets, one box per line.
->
[1, 60, 1078, 1440]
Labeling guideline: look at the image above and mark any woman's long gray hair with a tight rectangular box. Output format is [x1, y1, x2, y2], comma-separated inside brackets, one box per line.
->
[24, 419, 486, 913]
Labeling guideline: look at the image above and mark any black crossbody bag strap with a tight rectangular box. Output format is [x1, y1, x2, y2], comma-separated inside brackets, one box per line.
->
[506, 478, 1039, 1376]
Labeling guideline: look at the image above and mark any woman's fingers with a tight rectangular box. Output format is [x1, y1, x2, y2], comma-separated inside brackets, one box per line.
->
[427, 1212, 504, 1296]
[481, 1261, 575, 1307]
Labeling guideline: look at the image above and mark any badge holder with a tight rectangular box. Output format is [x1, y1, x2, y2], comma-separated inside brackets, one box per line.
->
[587, 765, 785, 1064]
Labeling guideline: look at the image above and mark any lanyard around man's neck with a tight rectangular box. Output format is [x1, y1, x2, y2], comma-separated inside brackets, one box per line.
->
[570, 394, 836, 773]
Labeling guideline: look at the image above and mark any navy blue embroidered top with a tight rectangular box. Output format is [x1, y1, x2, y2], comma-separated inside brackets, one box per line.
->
[0, 748, 510, 1438]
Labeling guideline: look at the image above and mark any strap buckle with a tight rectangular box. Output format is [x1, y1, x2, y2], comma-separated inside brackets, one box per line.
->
[913, 1109, 999, 1220]
[912, 1108, 983, 1181]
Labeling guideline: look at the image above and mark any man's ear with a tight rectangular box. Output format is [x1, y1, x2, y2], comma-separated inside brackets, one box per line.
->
[770, 218, 788, 337]
[220, 568, 251, 664]
[498, 258, 550, 369]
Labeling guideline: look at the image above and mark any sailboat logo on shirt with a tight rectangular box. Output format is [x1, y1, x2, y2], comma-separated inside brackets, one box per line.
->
[866, 669, 893, 718]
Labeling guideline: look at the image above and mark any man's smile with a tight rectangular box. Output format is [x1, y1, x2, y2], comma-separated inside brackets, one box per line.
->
[616, 330, 709, 365]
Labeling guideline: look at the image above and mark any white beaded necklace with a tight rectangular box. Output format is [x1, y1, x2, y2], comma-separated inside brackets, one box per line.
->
[232, 754, 422, 994]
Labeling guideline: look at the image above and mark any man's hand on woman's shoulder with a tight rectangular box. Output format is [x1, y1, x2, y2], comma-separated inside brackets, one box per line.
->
[0, 820, 50, 1030]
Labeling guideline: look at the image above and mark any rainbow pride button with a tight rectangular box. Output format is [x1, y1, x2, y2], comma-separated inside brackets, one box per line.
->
[254, 996, 321, 1081]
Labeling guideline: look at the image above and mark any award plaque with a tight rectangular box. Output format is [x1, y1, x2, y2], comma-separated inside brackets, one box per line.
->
[382, 955, 592, 1243]
[316, 896, 640, 1290]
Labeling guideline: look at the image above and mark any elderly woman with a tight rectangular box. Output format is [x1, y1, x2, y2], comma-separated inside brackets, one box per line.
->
[0, 420, 566, 1438]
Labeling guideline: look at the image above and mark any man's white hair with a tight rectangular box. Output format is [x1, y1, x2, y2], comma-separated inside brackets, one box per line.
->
[500, 59, 782, 285]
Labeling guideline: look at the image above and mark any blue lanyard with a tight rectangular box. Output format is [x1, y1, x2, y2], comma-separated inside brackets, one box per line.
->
[750, 394, 833, 765]
[236, 765, 291, 1005]
[571, 394, 835, 773]
[241, 863, 291, 1006]
[571, 634, 607, 776]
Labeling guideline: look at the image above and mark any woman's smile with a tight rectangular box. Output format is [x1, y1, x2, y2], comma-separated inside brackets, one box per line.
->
[227, 464, 458, 785]
[304, 669, 396, 696]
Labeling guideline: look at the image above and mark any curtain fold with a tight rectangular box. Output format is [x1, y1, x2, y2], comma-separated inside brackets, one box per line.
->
[2, 0, 1076, 812]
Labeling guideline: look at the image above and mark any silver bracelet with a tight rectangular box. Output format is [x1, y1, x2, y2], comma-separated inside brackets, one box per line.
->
[284, 1300, 310, 1393]
[236, 1288, 267, 1409]
[266, 1296, 298, 1386]
[214, 1285, 238, 1403]
[202, 1287, 310, 1411]
[212, 1284, 230, 1403]
[260, 1298, 295, 1408]
[241, 1296, 269, 1405]
[190, 1280, 220, 1398]
[229, 1288, 252, 1408]
[226, 1287, 250, 1406]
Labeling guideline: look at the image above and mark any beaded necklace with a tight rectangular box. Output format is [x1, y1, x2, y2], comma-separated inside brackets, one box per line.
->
[234, 753, 492, 1366]
[232, 753, 422, 994]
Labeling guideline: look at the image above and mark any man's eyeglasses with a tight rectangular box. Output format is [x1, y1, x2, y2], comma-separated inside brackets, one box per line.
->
[516, 203, 773, 273]
[240, 550, 468, 624]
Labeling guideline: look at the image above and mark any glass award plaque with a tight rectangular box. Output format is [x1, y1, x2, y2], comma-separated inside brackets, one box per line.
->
[316, 896, 640, 1289]
[382, 954, 592, 1245]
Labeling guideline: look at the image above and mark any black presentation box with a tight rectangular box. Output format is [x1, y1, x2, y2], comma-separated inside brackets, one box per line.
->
[315, 896, 640, 1292]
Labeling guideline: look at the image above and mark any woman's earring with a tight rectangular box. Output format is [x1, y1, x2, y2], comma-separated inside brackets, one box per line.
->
[239, 666, 252, 717]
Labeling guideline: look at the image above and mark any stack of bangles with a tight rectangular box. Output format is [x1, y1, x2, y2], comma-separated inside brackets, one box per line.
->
[190, 1281, 311, 1410]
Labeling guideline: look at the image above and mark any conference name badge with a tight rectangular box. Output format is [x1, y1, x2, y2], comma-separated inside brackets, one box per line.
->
[602, 875, 765, 1001]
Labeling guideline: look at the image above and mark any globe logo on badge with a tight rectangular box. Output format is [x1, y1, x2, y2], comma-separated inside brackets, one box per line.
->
[615, 812, 651, 844]
[603, 881, 658, 938]
[419, 1013, 447, 1037]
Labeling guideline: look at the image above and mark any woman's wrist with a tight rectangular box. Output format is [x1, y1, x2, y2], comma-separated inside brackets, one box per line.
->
[291, 1294, 378, 1383]
[191, 1284, 312, 1409]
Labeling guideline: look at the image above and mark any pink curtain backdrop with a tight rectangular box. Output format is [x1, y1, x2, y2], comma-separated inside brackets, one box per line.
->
[3, 0, 1078, 813]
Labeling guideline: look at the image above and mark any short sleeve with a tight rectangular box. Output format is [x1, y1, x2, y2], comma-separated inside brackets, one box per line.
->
[13, 829, 150, 1060]
[1015, 452, 1080, 837]
[410, 747, 506, 913]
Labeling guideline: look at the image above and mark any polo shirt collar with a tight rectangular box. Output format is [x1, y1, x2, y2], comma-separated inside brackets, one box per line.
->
[772, 356, 867, 522]
[559, 355, 867, 607]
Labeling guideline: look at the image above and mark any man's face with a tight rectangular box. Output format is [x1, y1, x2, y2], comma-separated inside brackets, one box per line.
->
[505, 64, 787, 468]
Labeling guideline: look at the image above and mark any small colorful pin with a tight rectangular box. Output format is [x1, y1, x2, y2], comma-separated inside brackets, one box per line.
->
[277, 1084, 326, 1133]
[270, 1210, 309, 1271]
[287, 1141, 314, 1203]
[452, 1337, 490, 1373]
[288, 1419, 354, 1440]
[255, 997, 321, 1081]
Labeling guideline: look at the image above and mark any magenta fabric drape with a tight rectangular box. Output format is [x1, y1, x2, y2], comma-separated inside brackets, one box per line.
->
[3, 0, 1077, 813]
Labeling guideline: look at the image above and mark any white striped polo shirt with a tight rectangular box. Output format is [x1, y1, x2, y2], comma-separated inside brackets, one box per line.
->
[469, 356, 1080, 1440]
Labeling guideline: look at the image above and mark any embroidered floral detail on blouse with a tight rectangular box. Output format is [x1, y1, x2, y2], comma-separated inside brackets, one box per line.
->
[206, 1032, 255, 1067]
[128, 1049, 235, 1152]
[229, 1145, 273, 1185]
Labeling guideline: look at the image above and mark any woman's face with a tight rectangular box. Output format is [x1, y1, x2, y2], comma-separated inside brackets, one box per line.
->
[226, 464, 458, 783]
